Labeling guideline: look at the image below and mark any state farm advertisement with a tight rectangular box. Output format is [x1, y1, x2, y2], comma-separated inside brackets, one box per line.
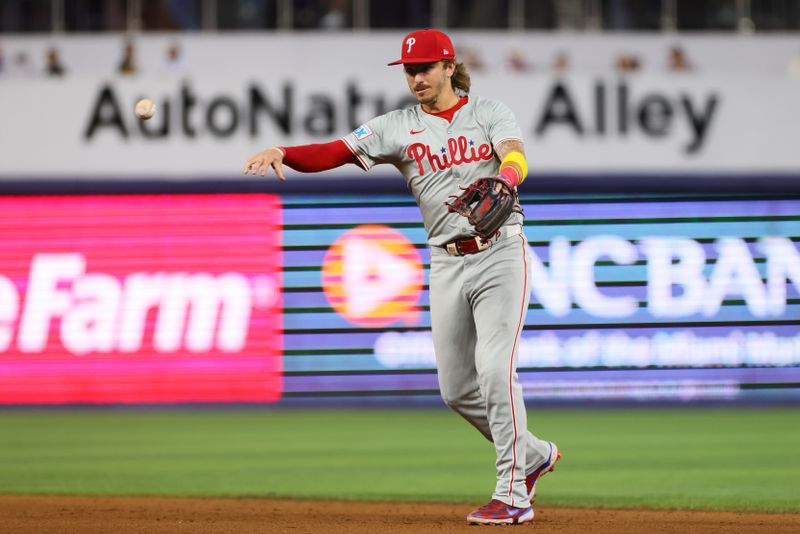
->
[0, 194, 283, 404]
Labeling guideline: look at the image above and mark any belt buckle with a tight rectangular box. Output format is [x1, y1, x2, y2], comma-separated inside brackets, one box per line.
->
[446, 242, 460, 256]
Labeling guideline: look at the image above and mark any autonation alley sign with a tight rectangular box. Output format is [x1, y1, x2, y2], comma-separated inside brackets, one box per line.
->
[0, 34, 799, 177]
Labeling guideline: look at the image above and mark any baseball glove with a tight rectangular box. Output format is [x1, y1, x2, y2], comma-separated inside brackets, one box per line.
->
[445, 176, 520, 240]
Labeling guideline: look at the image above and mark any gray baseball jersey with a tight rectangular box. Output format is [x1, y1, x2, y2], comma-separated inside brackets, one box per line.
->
[342, 96, 523, 246]
[342, 95, 552, 509]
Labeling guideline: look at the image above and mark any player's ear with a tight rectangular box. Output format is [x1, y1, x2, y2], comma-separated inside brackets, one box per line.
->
[443, 60, 456, 77]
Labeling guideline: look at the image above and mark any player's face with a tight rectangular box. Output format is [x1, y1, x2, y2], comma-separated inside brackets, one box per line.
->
[404, 61, 456, 109]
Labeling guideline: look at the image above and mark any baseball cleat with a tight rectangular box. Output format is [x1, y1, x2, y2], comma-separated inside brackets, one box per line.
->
[526, 441, 561, 503]
[467, 499, 534, 525]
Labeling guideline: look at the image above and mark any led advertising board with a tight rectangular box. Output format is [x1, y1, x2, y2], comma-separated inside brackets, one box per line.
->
[0, 194, 282, 404]
[281, 194, 800, 401]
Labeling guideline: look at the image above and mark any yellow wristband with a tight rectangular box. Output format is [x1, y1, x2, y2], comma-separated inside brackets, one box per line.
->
[500, 151, 528, 185]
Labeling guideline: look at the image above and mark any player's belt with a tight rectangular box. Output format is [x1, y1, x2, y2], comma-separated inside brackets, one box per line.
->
[442, 225, 522, 256]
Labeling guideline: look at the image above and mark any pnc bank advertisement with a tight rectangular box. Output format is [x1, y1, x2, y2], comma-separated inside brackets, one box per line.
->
[0, 194, 283, 404]
[0, 192, 797, 404]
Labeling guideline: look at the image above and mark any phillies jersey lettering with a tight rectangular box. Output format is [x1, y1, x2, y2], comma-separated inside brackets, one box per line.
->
[341, 96, 524, 246]
[406, 136, 494, 175]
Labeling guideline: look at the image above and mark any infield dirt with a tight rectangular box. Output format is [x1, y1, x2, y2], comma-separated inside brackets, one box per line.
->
[1, 495, 798, 533]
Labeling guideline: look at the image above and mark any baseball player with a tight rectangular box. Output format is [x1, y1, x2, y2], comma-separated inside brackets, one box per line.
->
[244, 29, 560, 525]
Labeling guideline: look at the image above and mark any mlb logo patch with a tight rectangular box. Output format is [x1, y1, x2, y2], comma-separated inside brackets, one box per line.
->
[353, 124, 373, 141]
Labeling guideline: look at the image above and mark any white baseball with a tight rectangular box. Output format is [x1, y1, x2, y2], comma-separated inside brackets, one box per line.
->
[135, 98, 156, 120]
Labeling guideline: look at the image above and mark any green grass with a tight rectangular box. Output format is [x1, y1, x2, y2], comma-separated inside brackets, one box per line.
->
[0, 407, 797, 512]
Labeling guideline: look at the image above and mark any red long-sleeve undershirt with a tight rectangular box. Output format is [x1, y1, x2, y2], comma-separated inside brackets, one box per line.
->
[280, 140, 360, 173]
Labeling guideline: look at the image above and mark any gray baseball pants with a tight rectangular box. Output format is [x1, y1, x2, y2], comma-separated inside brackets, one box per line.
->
[429, 229, 551, 508]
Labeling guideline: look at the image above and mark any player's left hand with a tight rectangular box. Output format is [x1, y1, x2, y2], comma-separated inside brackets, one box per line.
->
[244, 147, 286, 181]
[445, 176, 519, 240]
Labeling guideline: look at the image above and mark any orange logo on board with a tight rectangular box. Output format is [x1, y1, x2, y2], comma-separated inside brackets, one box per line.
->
[322, 225, 423, 327]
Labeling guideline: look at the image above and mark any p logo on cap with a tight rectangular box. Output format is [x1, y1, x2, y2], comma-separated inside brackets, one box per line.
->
[388, 29, 456, 65]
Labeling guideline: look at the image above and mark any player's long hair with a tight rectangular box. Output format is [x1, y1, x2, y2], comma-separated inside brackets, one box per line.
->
[447, 61, 471, 94]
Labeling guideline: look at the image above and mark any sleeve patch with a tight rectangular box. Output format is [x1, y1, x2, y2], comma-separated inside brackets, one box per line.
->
[352, 124, 374, 141]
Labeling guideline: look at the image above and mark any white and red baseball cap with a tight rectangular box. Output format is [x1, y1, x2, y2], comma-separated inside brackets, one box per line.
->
[387, 29, 456, 65]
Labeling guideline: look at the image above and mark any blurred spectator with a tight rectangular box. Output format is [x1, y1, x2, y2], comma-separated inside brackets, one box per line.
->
[319, 0, 348, 30]
[787, 48, 800, 78]
[45, 47, 66, 77]
[219, 0, 276, 30]
[292, 0, 353, 29]
[461, 47, 485, 73]
[161, 42, 187, 77]
[615, 53, 641, 73]
[117, 39, 138, 76]
[506, 47, 533, 73]
[667, 45, 692, 72]
[11, 51, 36, 78]
[552, 51, 570, 74]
